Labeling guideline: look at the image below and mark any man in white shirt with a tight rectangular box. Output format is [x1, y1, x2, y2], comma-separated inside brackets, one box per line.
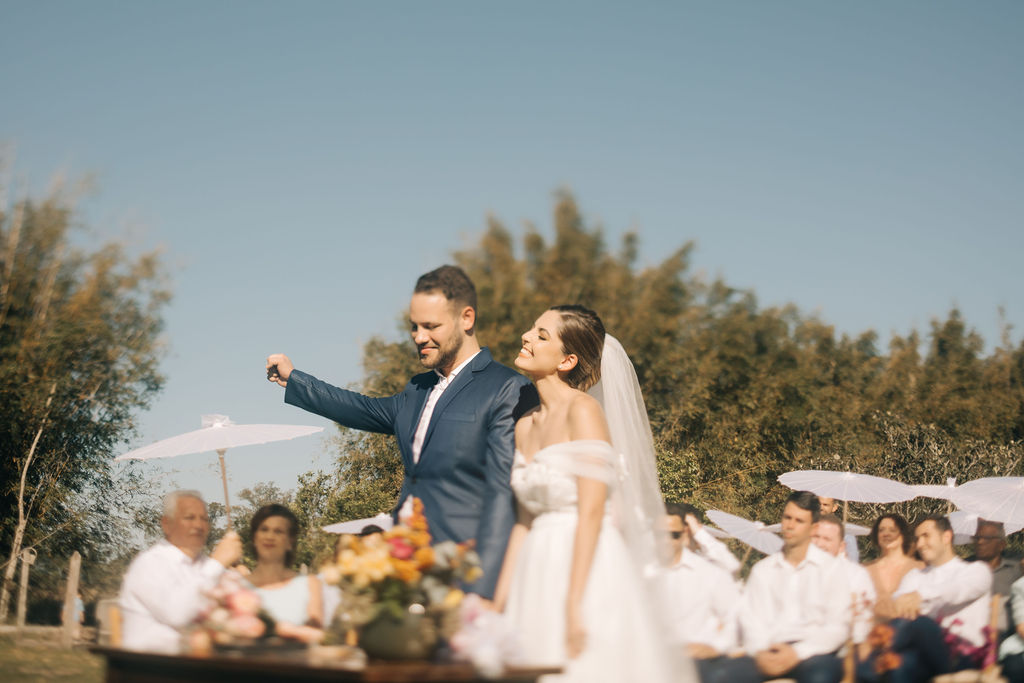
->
[811, 514, 876, 653]
[119, 490, 242, 653]
[731, 491, 848, 683]
[674, 502, 741, 576]
[659, 503, 740, 682]
[700, 491, 851, 683]
[863, 514, 993, 682]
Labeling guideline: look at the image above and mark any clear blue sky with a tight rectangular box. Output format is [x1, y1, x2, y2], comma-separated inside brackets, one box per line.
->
[3, 2, 1022, 516]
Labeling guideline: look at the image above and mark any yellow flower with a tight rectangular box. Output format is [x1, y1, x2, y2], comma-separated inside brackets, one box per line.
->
[337, 549, 360, 576]
[362, 548, 394, 582]
[464, 566, 483, 583]
[442, 589, 464, 609]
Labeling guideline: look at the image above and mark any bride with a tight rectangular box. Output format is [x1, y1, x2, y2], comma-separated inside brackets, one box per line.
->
[494, 305, 694, 683]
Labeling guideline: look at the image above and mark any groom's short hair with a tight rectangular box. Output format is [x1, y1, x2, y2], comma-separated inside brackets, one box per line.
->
[415, 265, 477, 312]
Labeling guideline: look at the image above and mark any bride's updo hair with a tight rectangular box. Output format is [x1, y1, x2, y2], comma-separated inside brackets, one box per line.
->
[550, 304, 606, 391]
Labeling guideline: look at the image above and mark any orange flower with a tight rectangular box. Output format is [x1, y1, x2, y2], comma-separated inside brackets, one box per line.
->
[409, 530, 432, 548]
[393, 559, 422, 583]
[867, 623, 894, 649]
[875, 651, 902, 674]
[413, 546, 435, 569]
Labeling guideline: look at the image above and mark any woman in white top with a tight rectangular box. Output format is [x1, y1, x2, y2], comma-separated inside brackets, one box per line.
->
[248, 503, 323, 642]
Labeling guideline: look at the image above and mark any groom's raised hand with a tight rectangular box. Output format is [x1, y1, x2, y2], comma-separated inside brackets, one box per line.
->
[266, 353, 294, 387]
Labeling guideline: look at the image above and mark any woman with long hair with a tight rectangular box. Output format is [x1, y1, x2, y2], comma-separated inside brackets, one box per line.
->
[866, 513, 923, 604]
[495, 305, 693, 683]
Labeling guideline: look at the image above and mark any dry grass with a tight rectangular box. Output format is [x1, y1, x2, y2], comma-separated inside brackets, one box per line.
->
[0, 633, 103, 683]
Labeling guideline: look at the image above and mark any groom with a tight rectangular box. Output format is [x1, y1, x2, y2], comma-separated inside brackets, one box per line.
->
[266, 265, 534, 599]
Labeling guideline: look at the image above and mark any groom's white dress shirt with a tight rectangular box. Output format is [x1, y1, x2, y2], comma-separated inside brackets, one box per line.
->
[740, 543, 850, 660]
[119, 539, 225, 653]
[894, 556, 992, 648]
[411, 351, 479, 464]
[662, 548, 739, 653]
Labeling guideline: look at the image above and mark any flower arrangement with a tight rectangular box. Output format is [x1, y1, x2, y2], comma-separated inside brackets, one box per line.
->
[186, 570, 272, 654]
[942, 618, 996, 670]
[867, 623, 902, 680]
[319, 498, 483, 658]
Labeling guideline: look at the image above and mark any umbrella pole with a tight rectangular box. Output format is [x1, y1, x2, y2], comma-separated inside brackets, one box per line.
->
[217, 449, 232, 528]
[843, 500, 848, 524]
[740, 546, 753, 566]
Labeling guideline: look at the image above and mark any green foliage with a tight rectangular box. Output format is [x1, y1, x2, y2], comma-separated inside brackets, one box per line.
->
[0, 183, 169, 614]
[300, 190, 1024, 568]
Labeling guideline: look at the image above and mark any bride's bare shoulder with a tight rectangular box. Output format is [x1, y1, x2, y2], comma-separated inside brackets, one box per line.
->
[567, 392, 610, 441]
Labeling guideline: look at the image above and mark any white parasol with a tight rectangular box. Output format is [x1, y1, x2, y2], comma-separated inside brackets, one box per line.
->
[949, 477, 1024, 527]
[766, 521, 870, 536]
[948, 509, 1024, 545]
[706, 510, 783, 556]
[778, 470, 917, 504]
[911, 478, 960, 502]
[115, 414, 323, 525]
[778, 470, 917, 522]
[323, 513, 394, 535]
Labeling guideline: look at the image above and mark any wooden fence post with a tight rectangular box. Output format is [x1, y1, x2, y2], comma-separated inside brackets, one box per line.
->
[60, 551, 81, 648]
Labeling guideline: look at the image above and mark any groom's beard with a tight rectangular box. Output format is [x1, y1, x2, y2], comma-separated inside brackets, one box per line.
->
[419, 329, 463, 373]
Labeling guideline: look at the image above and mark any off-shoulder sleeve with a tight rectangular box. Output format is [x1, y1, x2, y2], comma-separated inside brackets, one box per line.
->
[533, 439, 617, 485]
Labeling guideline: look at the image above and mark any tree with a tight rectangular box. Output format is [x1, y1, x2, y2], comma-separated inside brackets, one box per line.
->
[303, 190, 1024, 570]
[0, 182, 168, 619]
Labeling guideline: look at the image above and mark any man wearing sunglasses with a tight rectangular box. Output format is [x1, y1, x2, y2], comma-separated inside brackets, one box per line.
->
[659, 502, 741, 681]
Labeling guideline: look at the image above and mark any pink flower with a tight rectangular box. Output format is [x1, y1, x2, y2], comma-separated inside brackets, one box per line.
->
[208, 607, 231, 626]
[226, 589, 261, 616]
[229, 614, 266, 639]
[388, 537, 415, 560]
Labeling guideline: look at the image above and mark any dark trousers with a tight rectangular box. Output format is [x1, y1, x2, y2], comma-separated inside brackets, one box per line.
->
[697, 653, 843, 683]
[856, 617, 975, 683]
[1002, 652, 1024, 683]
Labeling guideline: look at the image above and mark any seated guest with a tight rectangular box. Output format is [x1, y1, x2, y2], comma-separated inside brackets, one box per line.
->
[819, 497, 840, 517]
[969, 519, 1021, 638]
[864, 515, 993, 682]
[659, 503, 740, 675]
[248, 503, 323, 642]
[676, 502, 741, 575]
[726, 491, 849, 683]
[811, 514, 876, 655]
[865, 513, 922, 608]
[998, 575, 1024, 682]
[119, 490, 242, 653]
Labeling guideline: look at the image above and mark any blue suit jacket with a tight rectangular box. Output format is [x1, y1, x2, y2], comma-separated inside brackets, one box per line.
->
[283, 348, 536, 599]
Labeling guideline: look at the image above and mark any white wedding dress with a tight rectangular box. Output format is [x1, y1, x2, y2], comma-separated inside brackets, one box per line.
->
[503, 439, 689, 683]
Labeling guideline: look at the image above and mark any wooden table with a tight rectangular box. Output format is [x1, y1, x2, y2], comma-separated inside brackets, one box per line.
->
[90, 646, 560, 683]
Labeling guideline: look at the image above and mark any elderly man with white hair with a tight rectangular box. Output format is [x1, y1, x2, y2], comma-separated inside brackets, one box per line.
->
[119, 490, 242, 653]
